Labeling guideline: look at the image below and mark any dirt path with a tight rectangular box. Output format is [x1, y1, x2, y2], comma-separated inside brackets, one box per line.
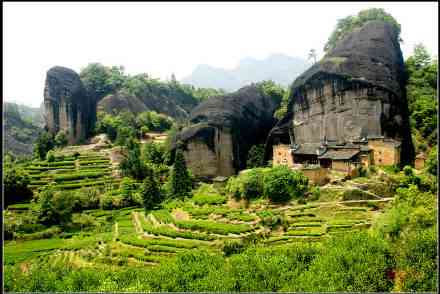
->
[132, 212, 143, 235]
[113, 222, 119, 241]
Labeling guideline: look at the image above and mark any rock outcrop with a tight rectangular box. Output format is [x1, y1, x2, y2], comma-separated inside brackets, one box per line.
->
[267, 21, 414, 165]
[44, 66, 95, 144]
[172, 84, 280, 178]
[97, 90, 148, 114]
[96, 85, 198, 120]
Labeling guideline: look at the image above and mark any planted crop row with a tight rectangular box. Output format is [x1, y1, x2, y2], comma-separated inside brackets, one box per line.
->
[26, 166, 75, 171]
[53, 171, 108, 182]
[150, 210, 174, 224]
[174, 219, 253, 235]
[32, 161, 75, 167]
[79, 159, 110, 165]
[119, 235, 204, 249]
[140, 217, 216, 241]
[54, 179, 116, 190]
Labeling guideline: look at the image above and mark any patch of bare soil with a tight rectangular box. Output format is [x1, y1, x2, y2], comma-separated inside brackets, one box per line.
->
[172, 208, 190, 221]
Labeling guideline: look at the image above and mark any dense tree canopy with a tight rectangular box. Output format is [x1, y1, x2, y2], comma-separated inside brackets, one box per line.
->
[324, 8, 401, 52]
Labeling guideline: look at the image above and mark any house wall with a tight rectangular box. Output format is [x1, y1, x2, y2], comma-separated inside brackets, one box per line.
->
[331, 160, 359, 177]
[360, 151, 372, 168]
[273, 144, 294, 167]
[415, 158, 425, 170]
[368, 139, 400, 166]
[301, 167, 329, 185]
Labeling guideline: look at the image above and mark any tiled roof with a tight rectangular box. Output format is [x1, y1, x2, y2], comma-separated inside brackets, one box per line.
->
[318, 149, 360, 160]
[292, 143, 322, 155]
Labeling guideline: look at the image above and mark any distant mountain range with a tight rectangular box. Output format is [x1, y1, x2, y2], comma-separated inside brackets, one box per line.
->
[181, 53, 311, 91]
[4, 102, 44, 156]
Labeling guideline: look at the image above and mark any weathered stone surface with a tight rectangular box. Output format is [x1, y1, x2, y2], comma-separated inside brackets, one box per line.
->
[172, 84, 280, 178]
[97, 90, 147, 114]
[267, 21, 414, 166]
[44, 66, 95, 144]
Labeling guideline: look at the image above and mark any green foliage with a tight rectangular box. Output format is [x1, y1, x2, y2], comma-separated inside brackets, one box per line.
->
[37, 188, 77, 226]
[142, 142, 166, 164]
[140, 171, 163, 211]
[167, 149, 193, 199]
[226, 168, 265, 200]
[425, 146, 437, 175]
[192, 184, 226, 205]
[257, 80, 285, 104]
[393, 226, 437, 291]
[136, 111, 173, 133]
[273, 87, 291, 120]
[3, 159, 33, 206]
[80, 63, 125, 100]
[324, 8, 401, 52]
[54, 130, 68, 147]
[34, 131, 55, 160]
[406, 44, 437, 145]
[120, 138, 149, 180]
[294, 232, 392, 292]
[175, 219, 253, 235]
[246, 144, 266, 168]
[263, 166, 309, 203]
[46, 150, 55, 162]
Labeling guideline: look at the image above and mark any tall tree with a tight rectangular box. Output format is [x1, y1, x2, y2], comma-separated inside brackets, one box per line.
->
[167, 148, 192, 199]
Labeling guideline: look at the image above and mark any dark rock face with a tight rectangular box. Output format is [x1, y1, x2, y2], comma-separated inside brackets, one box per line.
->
[267, 21, 414, 165]
[44, 66, 95, 144]
[97, 90, 148, 114]
[172, 84, 280, 178]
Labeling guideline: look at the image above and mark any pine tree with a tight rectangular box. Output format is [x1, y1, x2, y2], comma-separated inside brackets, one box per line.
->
[168, 149, 192, 199]
[140, 169, 162, 211]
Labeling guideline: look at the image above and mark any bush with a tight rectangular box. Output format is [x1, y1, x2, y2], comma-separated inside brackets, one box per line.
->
[263, 166, 308, 203]
[425, 146, 437, 175]
[46, 150, 55, 162]
[4, 163, 33, 207]
[246, 144, 266, 168]
[295, 232, 393, 292]
[37, 188, 77, 226]
[309, 186, 321, 201]
[227, 169, 265, 201]
[222, 239, 245, 256]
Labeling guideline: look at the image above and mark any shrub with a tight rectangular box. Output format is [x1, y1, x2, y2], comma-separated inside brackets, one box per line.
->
[37, 188, 77, 226]
[246, 144, 266, 168]
[263, 166, 308, 203]
[222, 239, 245, 256]
[46, 150, 55, 162]
[309, 186, 321, 201]
[425, 146, 437, 176]
[4, 163, 33, 207]
[296, 232, 393, 292]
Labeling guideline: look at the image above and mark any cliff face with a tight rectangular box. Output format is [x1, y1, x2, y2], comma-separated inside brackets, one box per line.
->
[172, 84, 280, 178]
[44, 66, 95, 144]
[96, 85, 198, 120]
[267, 21, 414, 165]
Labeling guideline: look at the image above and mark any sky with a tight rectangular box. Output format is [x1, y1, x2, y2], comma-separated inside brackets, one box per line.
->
[3, 2, 438, 107]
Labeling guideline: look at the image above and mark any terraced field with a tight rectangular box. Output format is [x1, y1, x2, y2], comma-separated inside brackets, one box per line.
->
[24, 152, 120, 192]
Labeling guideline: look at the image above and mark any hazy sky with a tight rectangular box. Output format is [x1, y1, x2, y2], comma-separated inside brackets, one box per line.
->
[3, 2, 438, 107]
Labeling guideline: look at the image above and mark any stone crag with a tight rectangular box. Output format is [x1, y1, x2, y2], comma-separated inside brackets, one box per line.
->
[267, 21, 414, 166]
[44, 66, 95, 144]
[172, 84, 280, 178]
[97, 86, 198, 120]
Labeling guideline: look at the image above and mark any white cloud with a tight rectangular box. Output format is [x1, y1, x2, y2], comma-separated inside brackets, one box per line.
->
[3, 1, 438, 107]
